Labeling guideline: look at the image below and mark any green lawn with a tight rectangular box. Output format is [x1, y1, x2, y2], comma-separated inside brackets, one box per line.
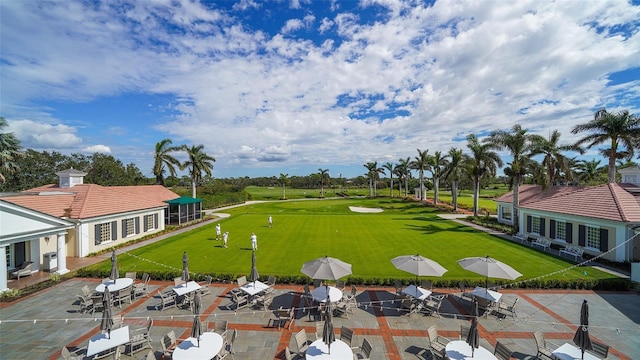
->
[89, 198, 612, 286]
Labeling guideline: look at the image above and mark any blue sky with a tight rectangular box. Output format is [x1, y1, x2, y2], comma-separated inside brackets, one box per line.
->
[1, 0, 639, 179]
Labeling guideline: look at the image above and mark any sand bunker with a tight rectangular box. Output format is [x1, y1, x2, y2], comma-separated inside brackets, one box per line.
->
[349, 206, 384, 213]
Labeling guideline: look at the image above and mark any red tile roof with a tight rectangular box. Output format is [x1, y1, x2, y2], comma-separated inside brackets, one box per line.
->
[495, 183, 640, 222]
[3, 184, 180, 219]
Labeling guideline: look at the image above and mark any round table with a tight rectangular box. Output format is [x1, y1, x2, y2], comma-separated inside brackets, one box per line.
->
[445, 340, 498, 360]
[311, 286, 343, 303]
[95, 278, 134, 293]
[305, 339, 353, 359]
[172, 332, 223, 360]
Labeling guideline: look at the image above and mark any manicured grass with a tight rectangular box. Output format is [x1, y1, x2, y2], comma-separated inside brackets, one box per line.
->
[89, 198, 612, 285]
[246, 185, 367, 200]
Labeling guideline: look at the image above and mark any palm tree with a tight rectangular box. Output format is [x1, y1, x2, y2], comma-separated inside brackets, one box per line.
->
[429, 151, 449, 205]
[279, 173, 289, 200]
[411, 149, 431, 201]
[382, 162, 395, 197]
[397, 157, 411, 197]
[467, 134, 503, 217]
[0, 117, 24, 184]
[152, 138, 183, 186]
[572, 108, 640, 183]
[443, 148, 466, 211]
[318, 168, 330, 197]
[575, 158, 606, 185]
[363, 162, 383, 197]
[530, 130, 583, 186]
[183, 144, 215, 198]
[486, 124, 542, 232]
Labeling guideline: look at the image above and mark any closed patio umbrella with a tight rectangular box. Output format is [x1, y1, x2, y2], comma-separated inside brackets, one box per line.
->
[181, 251, 190, 282]
[109, 250, 119, 280]
[322, 295, 335, 354]
[572, 300, 592, 359]
[100, 287, 114, 339]
[249, 250, 260, 285]
[466, 298, 480, 357]
[457, 255, 522, 289]
[191, 290, 202, 347]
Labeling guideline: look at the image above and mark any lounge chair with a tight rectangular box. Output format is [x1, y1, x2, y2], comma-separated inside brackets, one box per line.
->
[12, 261, 35, 280]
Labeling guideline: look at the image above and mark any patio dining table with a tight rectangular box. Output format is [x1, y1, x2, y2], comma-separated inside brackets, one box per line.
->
[470, 287, 502, 303]
[552, 343, 601, 360]
[86, 326, 130, 357]
[95, 278, 133, 293]
[445, 340, 498, 360]
[311, 286, 343, 303]
[401, 285, 432, 300]
[239, 280, 271, 296]
[172, 281, 201, 296]
[305, 339, 353, 359]
[172, 332, 224, 360]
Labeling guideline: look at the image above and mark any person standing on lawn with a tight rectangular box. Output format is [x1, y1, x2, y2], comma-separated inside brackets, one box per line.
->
[223, 231, 229, 248]
[268, 215, 273, 228]
[250, 233, 258, 250]
[215, 223, 221, 240]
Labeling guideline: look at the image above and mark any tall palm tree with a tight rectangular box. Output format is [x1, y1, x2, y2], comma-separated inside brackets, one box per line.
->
[183, 144, 215, 198]
[382, 162, 395, 197]
[318, 168, 330, 197]
[0, 117, 24, 184]
[572, 108, 640, 183]
[443, 148, 466, 211]
[411, 149, 431, 201]
[393, 164, 404, 197]
[279, 173, 289, 200]
[152, 138, 183, 186]
[397, 157, 411, 197]
[486, 124, 542, 232]
[530, 130, 583, 187]
[364, 162, 376, 197]
[429, 151, 449, 205]
[467, 134, 503, 217]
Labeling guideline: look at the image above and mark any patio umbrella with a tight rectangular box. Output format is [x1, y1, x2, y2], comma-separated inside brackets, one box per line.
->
[301, 256, 352, 297]
[109, 249, 119, 280]
[191, 290, 202, 347]
[457, 255, 522, 289]
[100, 287, 114, 339]
[391, 254, 447, 286]
[181, 251, 190, 282]
[322, 295, 335, 354]
[249, 249, 260, 285]
[466, 298, 480, 357]
[572, 300, 593, 359]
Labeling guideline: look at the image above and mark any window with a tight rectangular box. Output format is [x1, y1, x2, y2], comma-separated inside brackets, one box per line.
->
[96, 223, 112, 245]
[586, 225, 600, 249]
[555, 221, 567, 241]
[144, 215, 155, 232]
[502, 206, 512, 221]
[123, 218, 135, 237]
[531, 216, 541, 235]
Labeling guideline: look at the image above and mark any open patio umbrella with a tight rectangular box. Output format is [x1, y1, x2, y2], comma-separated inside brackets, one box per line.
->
[109, 249, 119, 280]
[391, 254, 447, 292]
[322, 295, 335, 354]
[181, 251, 190, 282]
[249, 250, 260, 285]
[100, 287, 114, 339]
[572, 299, 593, 359]
[466, 298, 480, 357]
[302, 256, 352, 297]
[191, 290, 202, 347]
[457, 255, 522, 289]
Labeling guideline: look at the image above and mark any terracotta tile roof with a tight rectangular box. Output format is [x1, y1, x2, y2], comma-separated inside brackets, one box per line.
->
[495, 183, 640, 222]
[4, 184, 179, 219]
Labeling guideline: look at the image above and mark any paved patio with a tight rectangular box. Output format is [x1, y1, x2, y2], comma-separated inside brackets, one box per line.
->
[0, 278, 638, 360]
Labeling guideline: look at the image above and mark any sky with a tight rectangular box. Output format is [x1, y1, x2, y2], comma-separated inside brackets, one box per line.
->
[1, 0, 639, 179]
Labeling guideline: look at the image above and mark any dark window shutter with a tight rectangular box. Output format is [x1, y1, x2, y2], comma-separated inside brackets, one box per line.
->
[111, 221, 117, 241]
[143, 216, 148, 232]
[122, 219, 127, 237]
[540, 218, 546, 237]
[154, 213, 158, 229]
[599, 229, 609, 251]
[135, 218, 140, 234]
[549, 220, 556, 239]
[566, 223, 573, 244]
[95, 224, 101, 245]
[578, 225, 586, 246]
[527, 216, 532, 233]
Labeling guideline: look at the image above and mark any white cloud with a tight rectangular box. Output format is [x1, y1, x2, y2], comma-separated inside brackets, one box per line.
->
[8, 119, 83, 149]
[83, 145, 112, 153]
[1, 0, 639, 177]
